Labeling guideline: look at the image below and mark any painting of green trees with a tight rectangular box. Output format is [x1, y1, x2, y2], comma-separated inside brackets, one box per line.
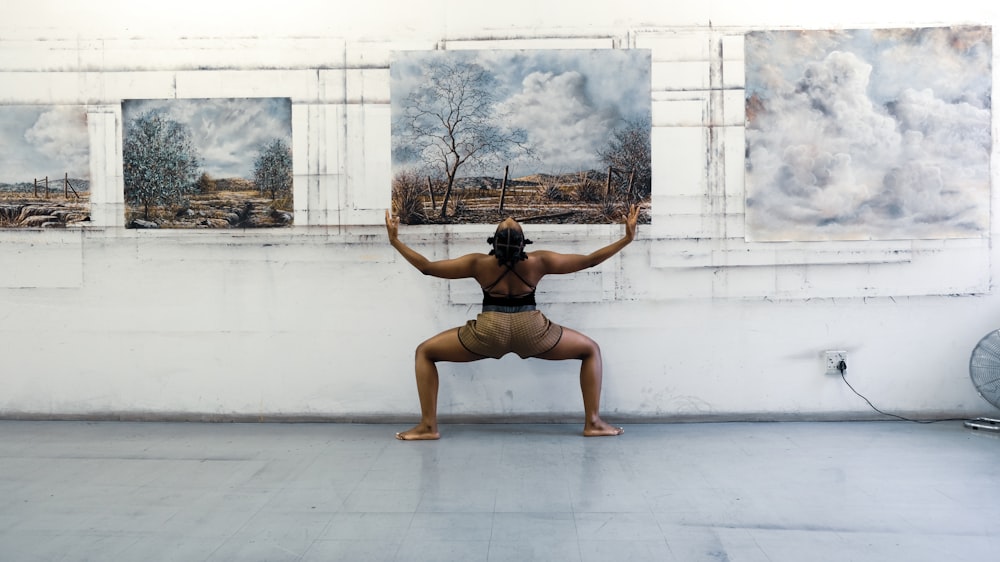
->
[122, 98, 293, 229]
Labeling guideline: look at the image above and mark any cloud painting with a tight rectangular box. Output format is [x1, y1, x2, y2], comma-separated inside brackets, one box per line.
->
[391, 49, 651, 225]
[0, 105, 90, 228]
[745, 27, 991, 241]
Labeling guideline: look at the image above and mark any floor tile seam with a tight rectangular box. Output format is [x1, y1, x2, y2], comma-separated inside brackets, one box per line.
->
[297, 533, 331, 562]
[490, 510, 498, 550]
[254, 460, 341, 514]
[572, 510, 666, 542]
[1, 528, 160, 540]
[216, 488, 279, 545]
[76, 535, 148, 561]
[208, 531, 319, 562]
[389, 511, 419, 562]
[688, 522, 1000, 538]
[488, 510, 665, 544]
[333, 448, 390, 514]
[567, 491, 659, 514]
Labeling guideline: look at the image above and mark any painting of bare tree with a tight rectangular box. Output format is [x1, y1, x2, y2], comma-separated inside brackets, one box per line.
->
[122, 98, 292, 229]
[745, 27, 991, 241]
[0, 106, 90, 229]
[391, 49, 651, 225]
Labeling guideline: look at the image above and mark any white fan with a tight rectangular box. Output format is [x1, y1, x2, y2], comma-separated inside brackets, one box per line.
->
[965, 329, 1000, 431]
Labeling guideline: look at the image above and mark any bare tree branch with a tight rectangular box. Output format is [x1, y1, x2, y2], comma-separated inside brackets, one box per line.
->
[394, 59, 534, 217]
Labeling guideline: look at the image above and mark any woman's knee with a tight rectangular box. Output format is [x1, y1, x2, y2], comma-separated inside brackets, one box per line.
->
[416, 329, 474, 363]
[415, 340, 435, 361]
[581, 336, 600, 359]
[559, 329, 600, 360]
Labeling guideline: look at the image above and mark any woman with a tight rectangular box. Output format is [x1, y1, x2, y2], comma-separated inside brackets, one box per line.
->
[385, 205, 639, 440]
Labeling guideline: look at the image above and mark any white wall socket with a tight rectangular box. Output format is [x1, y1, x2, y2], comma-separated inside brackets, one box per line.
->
[825, 351, 847, 374]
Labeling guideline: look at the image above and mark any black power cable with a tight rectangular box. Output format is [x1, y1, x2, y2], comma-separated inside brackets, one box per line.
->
[835, 360, 965, 424]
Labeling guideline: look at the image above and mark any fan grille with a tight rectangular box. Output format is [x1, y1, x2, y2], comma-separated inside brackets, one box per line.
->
[969, 329, 1000, 410]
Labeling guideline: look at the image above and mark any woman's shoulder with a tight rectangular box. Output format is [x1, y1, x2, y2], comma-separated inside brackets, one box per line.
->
[525, 249, 558, 262]
[455, 251, 492, 261]
[468, 252, 499, 270]
[518, 252, 552, 274]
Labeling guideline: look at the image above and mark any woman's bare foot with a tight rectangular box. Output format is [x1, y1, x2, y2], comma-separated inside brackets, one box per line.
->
[395, 423, 440, 441]
[583, 419, 624, 437]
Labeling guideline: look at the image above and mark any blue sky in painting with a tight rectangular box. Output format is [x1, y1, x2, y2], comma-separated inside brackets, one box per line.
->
[0, 106, 89, 183]
[122, 98, 292, 180]
[744, 27, 992, 241]
[391, 49, 651, 178]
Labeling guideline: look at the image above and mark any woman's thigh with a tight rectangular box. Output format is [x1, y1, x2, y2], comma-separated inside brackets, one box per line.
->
[419, 327, 485, 363]
[535, 327, 597, 361]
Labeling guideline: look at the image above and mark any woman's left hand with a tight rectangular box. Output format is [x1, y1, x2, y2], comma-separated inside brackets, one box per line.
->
[385, 209, 400, 243]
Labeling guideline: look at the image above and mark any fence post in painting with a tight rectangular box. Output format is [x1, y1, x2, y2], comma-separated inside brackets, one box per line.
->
[426, 176, 437, 211]
[64, 172, 79, 199]
[499, 165, 509, 212]
[45, 176, 49, 199]
[605, 166, 613, 202]
[34, 178, 38, 198]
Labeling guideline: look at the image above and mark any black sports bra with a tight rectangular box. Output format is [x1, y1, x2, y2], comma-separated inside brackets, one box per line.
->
[482, 265, 536, 307]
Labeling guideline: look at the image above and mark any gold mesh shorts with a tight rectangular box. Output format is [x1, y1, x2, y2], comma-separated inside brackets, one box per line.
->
[457, 310, 563, 359]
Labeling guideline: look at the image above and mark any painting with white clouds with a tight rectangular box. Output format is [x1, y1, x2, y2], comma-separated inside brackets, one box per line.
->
[391, 49, 651, 225]
[745, 27, 991, 241]
[122, 98, 292, 229]
[0, 105, 90, 228]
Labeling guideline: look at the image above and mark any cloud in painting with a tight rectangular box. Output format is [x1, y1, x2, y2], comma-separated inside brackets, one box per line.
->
[23, 107, 90, 177]
[122, 98, 292, 179]
[501, 70, 620, 175]
[391, 49, 650, 178]
[745, 27, 991, 241]
[0, 106, 89, 182]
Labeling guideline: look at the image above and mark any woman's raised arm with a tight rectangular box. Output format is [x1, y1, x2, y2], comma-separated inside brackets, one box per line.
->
[385, 210, 480, 279]
[535, 204, 640, 275]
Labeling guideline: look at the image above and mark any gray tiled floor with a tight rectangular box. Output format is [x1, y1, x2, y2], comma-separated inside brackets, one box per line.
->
[1, 419, 998, 561]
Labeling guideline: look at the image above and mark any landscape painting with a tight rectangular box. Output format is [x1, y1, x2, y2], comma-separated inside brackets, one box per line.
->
[745, 27, 992, 241]
[0, 105, 90, 229]
[391, 49, 651, 225]
[122, 98, 292, 229]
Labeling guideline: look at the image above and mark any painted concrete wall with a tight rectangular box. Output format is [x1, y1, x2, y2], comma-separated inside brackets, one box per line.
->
[1, 0, 998, 422]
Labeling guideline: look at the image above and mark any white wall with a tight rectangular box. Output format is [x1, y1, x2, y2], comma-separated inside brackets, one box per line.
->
[1, 0, 998, 422]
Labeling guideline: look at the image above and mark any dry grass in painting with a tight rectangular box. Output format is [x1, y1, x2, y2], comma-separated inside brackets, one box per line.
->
[126, 188, 292, 229]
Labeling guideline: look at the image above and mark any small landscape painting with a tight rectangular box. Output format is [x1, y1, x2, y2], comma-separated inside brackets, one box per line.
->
[391, 49, 652, 225]
[745, 27, 991, 241]
[122, 98, 293, 229]
[0, 105, 90, 229]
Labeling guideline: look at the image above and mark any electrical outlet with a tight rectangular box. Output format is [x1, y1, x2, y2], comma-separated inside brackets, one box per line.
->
[825, 351, 847, 374]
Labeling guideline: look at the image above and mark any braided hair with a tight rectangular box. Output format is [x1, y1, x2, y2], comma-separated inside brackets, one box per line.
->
[488, 227, 532, 266]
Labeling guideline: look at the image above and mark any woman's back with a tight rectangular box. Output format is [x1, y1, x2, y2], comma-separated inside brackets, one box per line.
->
[475, 253, 544, 298]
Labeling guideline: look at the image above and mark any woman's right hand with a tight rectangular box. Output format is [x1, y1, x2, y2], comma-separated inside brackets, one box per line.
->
[624, 204, 640, 242]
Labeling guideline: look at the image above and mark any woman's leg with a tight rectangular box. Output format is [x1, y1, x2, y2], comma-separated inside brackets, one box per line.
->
[536, 327, 623, 436]
[396, 327, 483, 440]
